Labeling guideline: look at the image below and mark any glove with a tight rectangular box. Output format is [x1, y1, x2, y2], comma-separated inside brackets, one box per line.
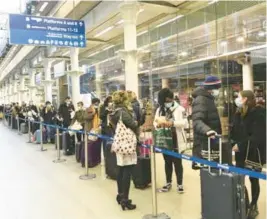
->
[206, 130, 217, 139]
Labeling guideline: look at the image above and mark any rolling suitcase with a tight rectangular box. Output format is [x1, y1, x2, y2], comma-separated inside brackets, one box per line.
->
[34, 129, 47, 144]
[200, 137, 248, 219]
[54, 133, 63, 150]
[20, 123, 28, 134]
[62, 132, 75, 156]
[81, 139, 101, 168]
[75, 141, 83, 163]
[12, 117, 18, 130]
[105, 142, 118, 180]
[132, 156, 151, 189]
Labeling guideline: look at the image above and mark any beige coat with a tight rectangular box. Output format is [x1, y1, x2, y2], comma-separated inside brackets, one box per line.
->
[83, 106, 96, 132]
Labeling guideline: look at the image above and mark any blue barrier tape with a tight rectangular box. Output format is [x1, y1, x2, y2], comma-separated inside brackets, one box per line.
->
[3, 113, 266, 180]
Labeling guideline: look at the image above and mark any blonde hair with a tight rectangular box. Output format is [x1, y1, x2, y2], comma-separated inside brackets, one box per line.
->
[112, 90, 131, 110]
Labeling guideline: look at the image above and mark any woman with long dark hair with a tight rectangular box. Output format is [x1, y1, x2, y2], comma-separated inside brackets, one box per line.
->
[154, 88, 187, 193]
[231, 90, 266, 219]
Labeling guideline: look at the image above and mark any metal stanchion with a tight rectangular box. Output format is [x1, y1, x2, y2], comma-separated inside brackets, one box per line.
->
[143, 144, 170, 219]
[53, 127, 66, 163]
[39, 122, 47, 152]
[79, 131, 96, 180]
[27, 119, 32, 143]
[17, 117, 21, 135]
[10, 115, 13, 129]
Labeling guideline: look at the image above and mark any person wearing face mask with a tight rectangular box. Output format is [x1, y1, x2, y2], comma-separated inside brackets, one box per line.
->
[58, 96, 75, 128]
[70, 101, 85, 142]
[41, 101, 56, 143]
[154, 88, 188, 193]
[230, 90, 266, 219]
[84, 98, 100, 134]
[191, 75, 222, 169]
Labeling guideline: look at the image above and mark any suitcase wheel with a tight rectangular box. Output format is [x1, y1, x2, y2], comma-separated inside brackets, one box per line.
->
[134, 184, 150, 190]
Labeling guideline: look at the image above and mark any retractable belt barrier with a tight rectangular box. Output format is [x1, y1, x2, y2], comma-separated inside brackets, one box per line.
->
[3, 113, 267, 180]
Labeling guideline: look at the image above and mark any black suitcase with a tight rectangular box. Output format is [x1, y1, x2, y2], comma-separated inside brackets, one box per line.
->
[105, 142, 118, 180]
[132, 156, 151, 189]
[75, 142, 82, 163]
[55, 133, 63, 150]
[12, 117, 18, 130]
[62, 132, 75, 155]
[200, 137, 248, 219]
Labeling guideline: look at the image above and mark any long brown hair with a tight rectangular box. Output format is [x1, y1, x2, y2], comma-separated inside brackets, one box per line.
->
[240, 90, 256, 117]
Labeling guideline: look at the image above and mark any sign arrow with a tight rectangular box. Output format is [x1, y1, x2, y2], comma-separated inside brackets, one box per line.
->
[80, 42, 84, 47]
[79, 22, 83, 26]
[80, 35, 84, 39]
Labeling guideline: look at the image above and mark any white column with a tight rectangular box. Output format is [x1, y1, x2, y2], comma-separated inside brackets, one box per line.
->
[28, 69, 38, 104]
[95, 63, 102, 98]
[242, 61, 254, 91]
[119, 1, 140, 97]
[162, 78, 169, 88]
[13, 80, 18, 103]
[42, 58, 53, 103]
[19, 76, 26, 103]
[69, 47, 82, 107]
[9, 83, 13, 104]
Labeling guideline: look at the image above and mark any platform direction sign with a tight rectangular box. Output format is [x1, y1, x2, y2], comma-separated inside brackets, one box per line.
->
[9, 14, 86, 48]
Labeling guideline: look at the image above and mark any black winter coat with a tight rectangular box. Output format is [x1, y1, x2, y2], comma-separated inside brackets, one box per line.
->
[58, 103, 75, 127]
[230, 106, 266, 165]
[131, 99, 145, 126]
[192, 87, 222, 152]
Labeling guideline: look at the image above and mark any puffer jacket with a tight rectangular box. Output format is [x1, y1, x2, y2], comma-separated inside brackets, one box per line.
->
[191, 87, 222, 153]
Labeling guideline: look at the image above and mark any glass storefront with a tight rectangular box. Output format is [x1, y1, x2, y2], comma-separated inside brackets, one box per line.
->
[80, 0, 266, 140]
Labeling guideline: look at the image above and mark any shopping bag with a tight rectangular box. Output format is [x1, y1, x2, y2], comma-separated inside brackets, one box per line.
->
[88, 113, 101, 142]
[245, 141, 263, 171]
[153, 128, 174, 150]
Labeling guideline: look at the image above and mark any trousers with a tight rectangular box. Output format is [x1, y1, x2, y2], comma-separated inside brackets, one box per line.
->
[163, 154, 183, 185]
[117, 165, 134, 200]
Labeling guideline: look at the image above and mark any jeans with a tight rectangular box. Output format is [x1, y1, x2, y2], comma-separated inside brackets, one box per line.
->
[163, 154, 183, 185]
[46, 126, 55, 141]
[117, 165, 134, 200]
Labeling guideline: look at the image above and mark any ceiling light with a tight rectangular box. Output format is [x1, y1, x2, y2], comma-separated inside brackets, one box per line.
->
[208, 0, 218, 5]
[180, 51, 188, 57]
[139, 63, 144, 68]
[258, 31, 265, 37]
[156, 15, 184, 28]
[137, 30, 148, 36]
[39, 2, 48, 12]
[116, 20, 124, 25]
[220, 40, 228, 46]
[103, 45, 115, 51]
[94, 26, 114, 37]
[62, 51, 70, 56]
[36, 13, 40, 16]
[236, 36, 245, 42]
[139, 9, 144, 13]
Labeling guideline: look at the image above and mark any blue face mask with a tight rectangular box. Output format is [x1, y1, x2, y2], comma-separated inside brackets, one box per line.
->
[164, 102, 173, 109]
[235, 98, 243, 108]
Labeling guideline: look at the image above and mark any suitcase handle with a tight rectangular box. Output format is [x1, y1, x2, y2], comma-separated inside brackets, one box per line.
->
[208, 135, 222, 175]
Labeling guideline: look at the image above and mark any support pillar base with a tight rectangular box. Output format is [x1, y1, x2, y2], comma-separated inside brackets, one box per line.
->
[53, 159, 66, 163]
[79, 174, 96, 180]
[143, 213, 171, 219]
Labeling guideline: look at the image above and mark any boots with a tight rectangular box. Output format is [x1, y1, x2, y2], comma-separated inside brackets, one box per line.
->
[247, 204, 259, 219]
[120, 199, 136, 211]
[116, 194, 132, 205]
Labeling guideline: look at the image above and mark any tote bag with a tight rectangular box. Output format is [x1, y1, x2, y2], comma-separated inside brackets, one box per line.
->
[153, 128, 174, 150]
[245, 141, 263, 171]
[111, 111, 137, 155]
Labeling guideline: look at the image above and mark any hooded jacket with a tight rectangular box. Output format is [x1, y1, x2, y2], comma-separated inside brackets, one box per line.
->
[191, 87, 222, 150]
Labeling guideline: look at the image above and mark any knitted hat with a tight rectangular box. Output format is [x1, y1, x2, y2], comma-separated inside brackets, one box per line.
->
[203, 75, 221, 90]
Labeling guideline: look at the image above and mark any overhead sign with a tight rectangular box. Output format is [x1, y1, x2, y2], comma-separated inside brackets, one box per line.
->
[9, 14, 86, 48]
[54, 61, 66, 78]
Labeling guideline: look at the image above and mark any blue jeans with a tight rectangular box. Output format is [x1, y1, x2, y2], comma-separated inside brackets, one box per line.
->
[46, 126, 55, 141]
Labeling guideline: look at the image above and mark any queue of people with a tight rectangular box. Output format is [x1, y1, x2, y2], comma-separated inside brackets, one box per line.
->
[0, 75, 265, 218]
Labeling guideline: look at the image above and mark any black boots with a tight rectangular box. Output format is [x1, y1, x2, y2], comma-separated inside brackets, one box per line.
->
[116, 194, 132, 205]
[247, 204, 259, 219]
[120, 199, 136, 211]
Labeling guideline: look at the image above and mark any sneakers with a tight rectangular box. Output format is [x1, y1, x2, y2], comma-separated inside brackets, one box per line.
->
[158, 183, 172, 192]
[247, 204, 259, 219]
[177, 185, 184, 194]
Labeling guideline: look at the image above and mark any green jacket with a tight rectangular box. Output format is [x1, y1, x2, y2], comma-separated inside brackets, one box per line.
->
[71, 110, 85, 126]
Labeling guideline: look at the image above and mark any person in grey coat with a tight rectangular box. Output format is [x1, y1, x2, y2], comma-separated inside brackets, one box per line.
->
[109, 90, 138, 211]
[191, 75, 222, 169]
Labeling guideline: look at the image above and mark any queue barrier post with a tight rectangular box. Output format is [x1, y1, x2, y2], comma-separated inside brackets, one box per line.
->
[53, 126, 66, 163]
[79, 131, 96, 180]
[27, 119, 32, 143]
[142, 144, 171, 219]
[39, 122, 47, 152]
[17, 117, 21, 135]
[10, 115, 13, 129]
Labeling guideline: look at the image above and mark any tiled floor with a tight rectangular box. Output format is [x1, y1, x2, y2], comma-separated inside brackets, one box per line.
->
[0, 122, 266, 219]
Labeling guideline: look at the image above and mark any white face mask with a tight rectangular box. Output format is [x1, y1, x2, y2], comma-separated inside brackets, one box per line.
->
[235, 98, 243, 108]
[212, 89, 220, 97]
[164, 102, 173, 109]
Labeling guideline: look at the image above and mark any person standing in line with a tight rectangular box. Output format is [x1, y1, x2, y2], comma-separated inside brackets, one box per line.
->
[191, 76, 222, 169]
[231, 90, 266, 219]
[41, 101, 56, 143]
[70, 101, 85, 143]
[58, 97, 75, 128]
[109, 91, 138, 211]
[153, 88, 187, 193]
[84, 98, 100, 134]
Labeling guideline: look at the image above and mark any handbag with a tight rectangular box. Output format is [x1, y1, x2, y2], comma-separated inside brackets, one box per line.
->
[153, 128, 174, 150]
[111, 110, 137, 155]
[69, 121, 82, 136]
[88, 113, 101, 141]
[245, 140, 263, 171]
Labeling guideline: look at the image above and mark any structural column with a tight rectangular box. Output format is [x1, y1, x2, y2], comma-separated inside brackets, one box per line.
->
[42, 58, 54, 103]
[8, 82, 13, 104]
[119, 1, 140, 97]
[13, 80, 18, 103]
[242, 60, 254, 91]
[19, 76, 27, 103]
[162, 78, 170, 88]
[28, 69, 38, 104]
[69, 47, 82, 107]
[95, 63, 102, 98]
